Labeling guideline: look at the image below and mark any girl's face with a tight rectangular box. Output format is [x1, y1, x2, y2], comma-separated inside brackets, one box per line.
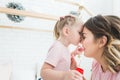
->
[81, 27, 100, 57]
[68, 22, 83, 45]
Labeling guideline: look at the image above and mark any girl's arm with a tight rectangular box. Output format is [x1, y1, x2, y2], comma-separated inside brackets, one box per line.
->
[40, 62, 64, 80]
[40, 62, 83, 80]
[70, 56, 77, 70]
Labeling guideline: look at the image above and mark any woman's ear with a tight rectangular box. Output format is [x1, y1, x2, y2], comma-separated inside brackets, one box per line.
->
[98, 36, 107, 48]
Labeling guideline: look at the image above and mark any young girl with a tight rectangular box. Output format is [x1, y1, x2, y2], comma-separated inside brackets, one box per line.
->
[81, 15, 120, 80]
[40, 15, 84, 80]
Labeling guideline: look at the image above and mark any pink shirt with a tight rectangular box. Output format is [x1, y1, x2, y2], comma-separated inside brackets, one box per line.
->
[91, 60, 120, 80]
[45, 40, 71, 71]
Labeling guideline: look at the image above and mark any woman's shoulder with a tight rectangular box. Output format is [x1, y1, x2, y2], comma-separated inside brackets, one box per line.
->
[116, 71, 120, 79]
[92, 60, 99, 67]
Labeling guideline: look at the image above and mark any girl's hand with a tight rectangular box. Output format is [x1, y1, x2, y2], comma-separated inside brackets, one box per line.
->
[71, 44, 84, 57]
[63, 70, 84, 80]
[70, 57, 77, 70]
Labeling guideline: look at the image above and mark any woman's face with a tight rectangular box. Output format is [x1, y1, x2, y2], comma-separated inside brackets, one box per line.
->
[81, 27, 100, 58]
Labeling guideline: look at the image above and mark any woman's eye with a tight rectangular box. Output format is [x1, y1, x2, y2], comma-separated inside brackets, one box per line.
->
[82, 36, 86, 39]
[80, 36, 85, 42]
[81, 34, 85, 39]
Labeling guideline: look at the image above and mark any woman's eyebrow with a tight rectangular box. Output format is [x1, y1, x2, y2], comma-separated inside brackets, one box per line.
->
[82, 33, 86, 35]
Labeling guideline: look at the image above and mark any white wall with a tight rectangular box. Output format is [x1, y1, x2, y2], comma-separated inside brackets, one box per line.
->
[0, 0, 116, 80]
[81, 0, 114, 21]
[113, 0, 120, 17]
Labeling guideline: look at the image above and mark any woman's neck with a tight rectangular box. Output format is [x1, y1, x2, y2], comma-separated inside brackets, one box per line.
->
[94, 50, 108, 72]
[100, 58, 108, 72]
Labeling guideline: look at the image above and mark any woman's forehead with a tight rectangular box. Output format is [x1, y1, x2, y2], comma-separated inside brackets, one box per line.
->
[82, 27, 90, 34]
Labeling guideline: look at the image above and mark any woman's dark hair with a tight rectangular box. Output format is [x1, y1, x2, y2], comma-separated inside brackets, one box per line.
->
[83, 15, 120, 73]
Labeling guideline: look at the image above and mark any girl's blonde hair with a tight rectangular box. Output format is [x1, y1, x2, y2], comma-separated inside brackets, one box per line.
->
[54, 15, 79, 39]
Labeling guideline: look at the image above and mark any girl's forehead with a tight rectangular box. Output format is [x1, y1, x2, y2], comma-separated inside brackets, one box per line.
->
[74, 21, 83, 27]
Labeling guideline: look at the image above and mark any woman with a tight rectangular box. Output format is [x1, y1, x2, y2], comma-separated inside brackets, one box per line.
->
[81, 15, 120, 80]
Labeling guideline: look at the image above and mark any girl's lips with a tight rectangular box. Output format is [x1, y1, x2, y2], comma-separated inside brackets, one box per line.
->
[78, 47, 85, 51]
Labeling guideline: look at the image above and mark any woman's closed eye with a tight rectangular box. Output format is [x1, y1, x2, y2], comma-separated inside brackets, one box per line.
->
[82, 36, 86, 39]
[81, 33, 86, 40]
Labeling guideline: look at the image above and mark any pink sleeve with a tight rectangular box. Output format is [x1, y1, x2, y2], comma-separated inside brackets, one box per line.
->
[45, 45, 62, 67]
